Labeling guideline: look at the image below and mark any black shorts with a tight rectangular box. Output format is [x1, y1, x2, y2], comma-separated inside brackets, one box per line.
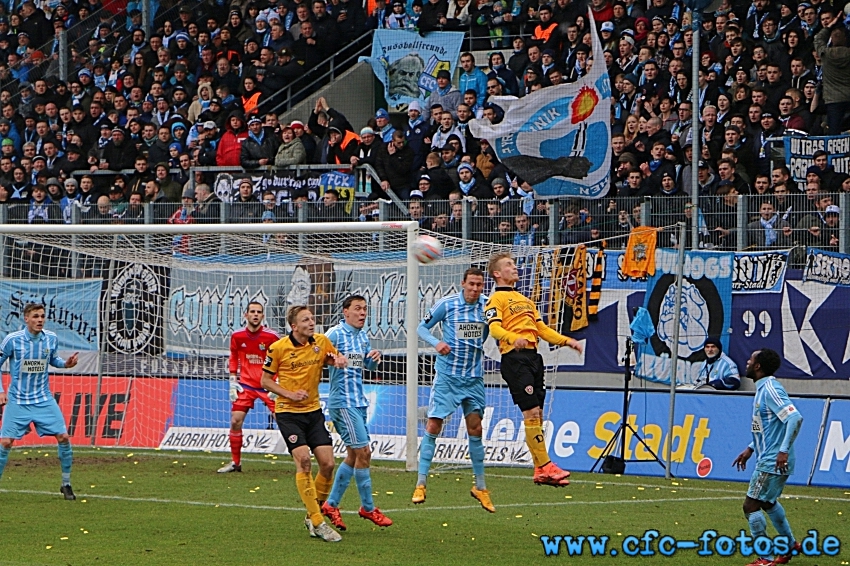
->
[500, 349, 546, 412]
[275, 409, 332, 453]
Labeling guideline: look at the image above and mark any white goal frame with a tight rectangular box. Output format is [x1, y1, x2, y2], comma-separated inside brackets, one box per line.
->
[0, 221, 422, 471]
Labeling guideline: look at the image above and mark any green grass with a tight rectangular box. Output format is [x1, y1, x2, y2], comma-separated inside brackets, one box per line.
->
[0, 448, 847, 565]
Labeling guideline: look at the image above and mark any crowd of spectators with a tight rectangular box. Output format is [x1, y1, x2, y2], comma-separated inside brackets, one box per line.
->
[0, 0, 847, 253]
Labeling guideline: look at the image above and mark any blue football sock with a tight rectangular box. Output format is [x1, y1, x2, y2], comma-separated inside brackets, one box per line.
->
[57, 442, 73, 486]
[354, 468, 374, 512]
[326, 462, 354, 508]
[468, 435, 486, 490]
[0, 446, 9, 481]
[417, 432, 438, 486]
[748, 510, 771, 559]
[766, 502, 795, 544]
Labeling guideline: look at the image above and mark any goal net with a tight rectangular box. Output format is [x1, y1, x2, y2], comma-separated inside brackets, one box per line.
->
[0, 221, 599, 472]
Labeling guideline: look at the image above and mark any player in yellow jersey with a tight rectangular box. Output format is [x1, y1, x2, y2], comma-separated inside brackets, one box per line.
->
[484, 252, 583, 487]
[261, 306, 348, 543]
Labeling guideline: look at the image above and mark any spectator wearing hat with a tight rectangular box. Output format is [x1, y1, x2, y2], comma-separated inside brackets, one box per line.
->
[427, 70, 462, 120]
[101, 127, 138, 170]
[376, 129, 414, 198]
[374, 108, 396, 143]
[230, 178, 263, 223]
[404, 100, 429, 170]
[530, 5, 561, 53]
[106, 183, 129, 216]
[693, 338, 740, 390]
[456, 161, 491, 199]
[270, 125, 305, 167]
[307, 97, 355, 163]
[242, 116, 280, 169]
[349, 126, 381, 168]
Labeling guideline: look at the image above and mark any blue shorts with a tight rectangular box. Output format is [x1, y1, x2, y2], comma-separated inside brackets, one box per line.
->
[329, 407, 370, 449]
[0, 399, 67, 439]
[747, 471, 789, 504]
[427, 375, 486, 420]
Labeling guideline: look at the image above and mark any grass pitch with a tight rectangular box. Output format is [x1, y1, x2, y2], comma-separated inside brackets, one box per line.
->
[0, 448, 847, 566]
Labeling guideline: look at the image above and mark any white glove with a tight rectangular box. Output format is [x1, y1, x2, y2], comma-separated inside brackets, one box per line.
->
[229, 378, 243, 402]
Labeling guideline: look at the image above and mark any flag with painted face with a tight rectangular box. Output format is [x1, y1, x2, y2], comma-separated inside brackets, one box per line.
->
[468, 11, 612, 199]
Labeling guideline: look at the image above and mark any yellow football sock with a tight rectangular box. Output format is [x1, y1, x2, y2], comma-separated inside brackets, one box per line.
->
[314, 471, 333, 504]
[524, 417, 550, 468]
[296, 472, 323, 527]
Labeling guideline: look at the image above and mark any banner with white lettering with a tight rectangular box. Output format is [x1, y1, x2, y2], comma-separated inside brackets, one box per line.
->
[803, 247, 850, 286]
[468, 13, 612, 198]
[361, 30, 465, 108]
[732, 251, 788, 293]
[784, 135, 850, 192]
[0, 280, 100, 351]
[635, 250, 734, 385]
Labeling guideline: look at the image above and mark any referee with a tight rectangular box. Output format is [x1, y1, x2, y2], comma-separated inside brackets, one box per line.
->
[0, 303, 79, 500]
[484, 253, 583, 487]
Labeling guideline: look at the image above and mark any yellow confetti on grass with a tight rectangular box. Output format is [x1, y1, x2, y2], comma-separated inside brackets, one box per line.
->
[637, 487, 645, 491]
[60, 537, 68, 541]
[45, 546, 52, 550]
[126, 453, 134, 458]
[564, 495, 572, 499]
[515, 515, 523, 518]
[81, 500, 87, 503]
[128, 481, 133, 484]
[596, 486, 604, 489]
[442, 523, 448, 527]
[386, 491, 394, 495]
[531, 533, 537, 538]
[671, 482, 680, 486]
[83, 531, 88, 534]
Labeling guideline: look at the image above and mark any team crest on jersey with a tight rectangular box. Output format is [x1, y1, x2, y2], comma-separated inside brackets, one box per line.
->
[525, 385, 534, 395]
[313, 346, 320, 353]
[259, 343, 266, 351]
[241, 343, 246, 348]
[288, 435, 298, 443]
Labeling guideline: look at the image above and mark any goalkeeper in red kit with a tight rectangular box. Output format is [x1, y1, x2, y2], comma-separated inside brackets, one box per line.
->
[217, 302, 280, 473]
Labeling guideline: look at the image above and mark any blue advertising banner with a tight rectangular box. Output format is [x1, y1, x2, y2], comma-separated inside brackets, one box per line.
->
[0, 280, 100, 351]
[166, 380, 826, 485]
[810, 399, 850, 488]
[363, 30, 465, 108]
[635, 250, 734, 385]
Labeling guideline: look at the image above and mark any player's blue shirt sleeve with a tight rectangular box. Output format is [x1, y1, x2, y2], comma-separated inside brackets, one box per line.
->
[417, 299, 448, 349]
[0, 336, 11, 394]
[362, 334, 378, 372]
[761, 380, 803, 453]
[753, 377, 803, 474]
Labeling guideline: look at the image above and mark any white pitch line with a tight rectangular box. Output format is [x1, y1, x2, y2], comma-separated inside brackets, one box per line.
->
[0, 488, 739, 514]
[17, 449, 850, 503]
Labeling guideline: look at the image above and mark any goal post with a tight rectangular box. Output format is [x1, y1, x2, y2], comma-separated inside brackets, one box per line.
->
[0, 221, 422, 469]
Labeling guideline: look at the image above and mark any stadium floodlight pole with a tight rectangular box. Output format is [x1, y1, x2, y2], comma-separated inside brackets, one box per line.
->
[405, 222, 420, 472]
[664, 222, 687, 479]
[691, 12, 701, 250]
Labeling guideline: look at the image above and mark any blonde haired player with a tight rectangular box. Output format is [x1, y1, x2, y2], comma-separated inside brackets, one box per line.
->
[484, 252, 583, 486]
[261, 306, 348, 542]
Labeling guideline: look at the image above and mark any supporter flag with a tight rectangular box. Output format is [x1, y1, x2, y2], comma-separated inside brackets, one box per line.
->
[468, 12, 612, 199]
[362, 30, 465, 108]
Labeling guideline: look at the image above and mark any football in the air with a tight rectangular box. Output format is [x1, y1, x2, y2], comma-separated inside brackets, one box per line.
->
[412, 235, 444, 264]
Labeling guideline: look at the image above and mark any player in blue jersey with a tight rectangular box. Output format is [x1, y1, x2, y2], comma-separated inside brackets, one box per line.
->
[733, 349, 804, 566]
[321, 295, 393, 530]
[412, 267, 495, 512]
[0, 303, 79, 500]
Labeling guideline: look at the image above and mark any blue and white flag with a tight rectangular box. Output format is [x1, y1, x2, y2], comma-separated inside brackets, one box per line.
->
[362, 30, 465, 108]
[468, 12, 612, 199]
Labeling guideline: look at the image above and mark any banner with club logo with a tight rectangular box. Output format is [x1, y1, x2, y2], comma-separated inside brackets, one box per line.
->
[468, 12, 611, 199]
[634, 250, 734, 386]
[803, 247, 850, 286]
[361, 30, 465, 108]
